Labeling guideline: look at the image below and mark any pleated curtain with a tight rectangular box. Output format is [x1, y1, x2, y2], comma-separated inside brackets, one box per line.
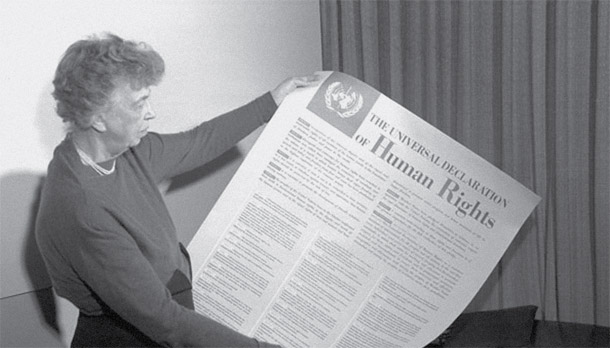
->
[320, 0, 609, 326]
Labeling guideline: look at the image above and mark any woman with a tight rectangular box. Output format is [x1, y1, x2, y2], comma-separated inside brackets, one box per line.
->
[35, 32, 316, 347]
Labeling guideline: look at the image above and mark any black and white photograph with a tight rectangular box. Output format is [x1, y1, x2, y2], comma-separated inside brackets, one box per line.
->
[1, 1, 608, 347]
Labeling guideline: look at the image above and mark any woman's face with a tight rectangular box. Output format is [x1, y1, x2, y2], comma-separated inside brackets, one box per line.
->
[102, 83, 156, 155]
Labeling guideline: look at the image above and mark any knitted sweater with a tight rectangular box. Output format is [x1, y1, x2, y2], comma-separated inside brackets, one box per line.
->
[35, 93, 277, 347]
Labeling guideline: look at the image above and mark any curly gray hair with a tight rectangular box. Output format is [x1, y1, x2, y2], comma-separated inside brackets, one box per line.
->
[52, 33, 165, 130]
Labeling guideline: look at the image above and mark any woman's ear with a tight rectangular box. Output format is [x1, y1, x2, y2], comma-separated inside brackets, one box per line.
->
[90, 113, 107, 133]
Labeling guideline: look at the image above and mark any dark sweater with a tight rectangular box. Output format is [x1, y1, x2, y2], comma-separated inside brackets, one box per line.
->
[35, 93, 277, 347]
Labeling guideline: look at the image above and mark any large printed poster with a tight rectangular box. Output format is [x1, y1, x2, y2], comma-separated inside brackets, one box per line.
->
[187, 71, 540, 348]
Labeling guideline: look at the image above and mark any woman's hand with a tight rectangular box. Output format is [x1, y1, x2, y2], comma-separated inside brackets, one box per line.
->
[270, 74, 320, 106]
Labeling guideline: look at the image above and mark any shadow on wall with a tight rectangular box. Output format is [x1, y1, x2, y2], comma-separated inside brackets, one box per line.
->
[0, 173, 60, 337]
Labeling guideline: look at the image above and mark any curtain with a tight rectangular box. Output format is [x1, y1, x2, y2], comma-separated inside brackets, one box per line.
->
[320, 0, 609, 326]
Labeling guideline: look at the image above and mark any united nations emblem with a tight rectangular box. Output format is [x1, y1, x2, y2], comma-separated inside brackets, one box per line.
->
[324, 81, 364, 118]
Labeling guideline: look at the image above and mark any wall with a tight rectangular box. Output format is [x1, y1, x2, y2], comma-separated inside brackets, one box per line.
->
[0, 0, 322, 346]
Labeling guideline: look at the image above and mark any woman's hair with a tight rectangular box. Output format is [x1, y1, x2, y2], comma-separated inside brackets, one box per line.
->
[52, 33, 165, 130]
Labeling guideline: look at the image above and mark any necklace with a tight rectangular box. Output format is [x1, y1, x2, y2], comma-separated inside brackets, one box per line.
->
[73, 141, 116, 176]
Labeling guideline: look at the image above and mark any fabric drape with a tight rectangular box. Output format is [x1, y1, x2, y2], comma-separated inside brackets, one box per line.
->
[320, 0, 609, 326]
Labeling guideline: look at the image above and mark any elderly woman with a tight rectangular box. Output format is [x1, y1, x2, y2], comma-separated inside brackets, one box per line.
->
[35, 32, 315, 347]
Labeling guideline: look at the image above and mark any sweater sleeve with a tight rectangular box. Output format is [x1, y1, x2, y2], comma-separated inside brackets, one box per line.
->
[139, 92, 277, 182]
[72, 201, 266, 347]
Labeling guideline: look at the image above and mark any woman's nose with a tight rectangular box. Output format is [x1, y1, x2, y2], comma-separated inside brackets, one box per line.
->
[144, 100, 156, 120]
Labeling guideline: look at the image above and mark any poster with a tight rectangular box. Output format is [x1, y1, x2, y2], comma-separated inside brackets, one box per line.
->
[188, 71, 540, 348]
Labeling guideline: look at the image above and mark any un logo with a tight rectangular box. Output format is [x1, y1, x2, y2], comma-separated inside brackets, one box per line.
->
[324, 82, 364, 119]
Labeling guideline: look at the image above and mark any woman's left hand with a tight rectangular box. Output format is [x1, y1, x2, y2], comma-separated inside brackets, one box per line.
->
[271, 74, 320, 106]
